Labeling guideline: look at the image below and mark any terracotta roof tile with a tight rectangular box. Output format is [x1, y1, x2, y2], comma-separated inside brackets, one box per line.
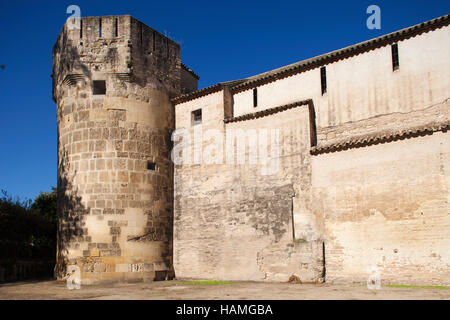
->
[310, 121, 450, 155]
[224, 99, 312, 123]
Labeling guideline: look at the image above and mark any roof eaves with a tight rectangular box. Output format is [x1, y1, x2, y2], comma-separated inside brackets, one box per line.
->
[172, 14, 449, 103]
[224, 99, 312, 123]
[231, 14, 450, 93]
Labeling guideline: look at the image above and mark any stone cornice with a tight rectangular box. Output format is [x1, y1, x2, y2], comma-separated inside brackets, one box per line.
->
[62, 74, 86, 86]
[60, 72, 132, 87]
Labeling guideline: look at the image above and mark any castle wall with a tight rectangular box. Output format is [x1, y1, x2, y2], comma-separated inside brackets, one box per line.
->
[54, 14, 449, 285]
[311, 131, 450, 285]
[181, 67, 199, 94]
[53, 16, 180, 283]
[174, 93, 324, 282]
[174, 22, 449, 285]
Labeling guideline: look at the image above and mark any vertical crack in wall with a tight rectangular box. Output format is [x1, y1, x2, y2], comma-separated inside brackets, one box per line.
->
[322, 242, 326, 282]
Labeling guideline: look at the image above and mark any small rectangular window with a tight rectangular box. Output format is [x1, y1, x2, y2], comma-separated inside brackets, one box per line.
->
[167, 39, 169, 58]
[114, 18, 118, 37]
[320, 66, 327, 95]
[191, 109, 202, 126]
[391, 43, 399, 71]
[99, 18, 102, 38]
[253, 88, 258, 107]
[147, 161, 156, 171]
[80, 19, 83, 39]
[93, 80, 106, 95]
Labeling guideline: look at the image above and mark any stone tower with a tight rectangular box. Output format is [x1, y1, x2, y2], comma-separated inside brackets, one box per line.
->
[52, 15, 198, 283]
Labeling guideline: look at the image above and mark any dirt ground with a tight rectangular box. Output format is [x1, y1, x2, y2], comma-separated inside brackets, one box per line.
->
[0, 279, 448, 300]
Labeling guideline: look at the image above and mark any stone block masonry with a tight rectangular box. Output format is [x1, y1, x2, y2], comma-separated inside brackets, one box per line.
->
[53, 15, 196, 284]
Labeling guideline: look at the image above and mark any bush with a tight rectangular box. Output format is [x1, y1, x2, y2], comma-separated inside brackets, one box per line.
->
[0, 189, 57, 261]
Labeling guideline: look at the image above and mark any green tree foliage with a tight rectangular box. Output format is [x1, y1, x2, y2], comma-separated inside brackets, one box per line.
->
[0, 188, 57, 261]
[31, 187, 57, 226]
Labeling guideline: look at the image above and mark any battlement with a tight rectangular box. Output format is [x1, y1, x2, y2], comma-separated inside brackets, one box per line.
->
[52, 15, 183, 103]
[54, 15, 179, 50]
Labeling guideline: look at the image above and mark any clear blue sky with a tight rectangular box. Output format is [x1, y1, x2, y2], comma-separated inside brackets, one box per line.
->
[0, 0, 448, 201]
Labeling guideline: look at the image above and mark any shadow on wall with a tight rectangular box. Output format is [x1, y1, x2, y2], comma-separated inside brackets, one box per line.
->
[52, 28, 92, 102]
[53, 34, 93, 278]
[54, 150, 89, 279]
